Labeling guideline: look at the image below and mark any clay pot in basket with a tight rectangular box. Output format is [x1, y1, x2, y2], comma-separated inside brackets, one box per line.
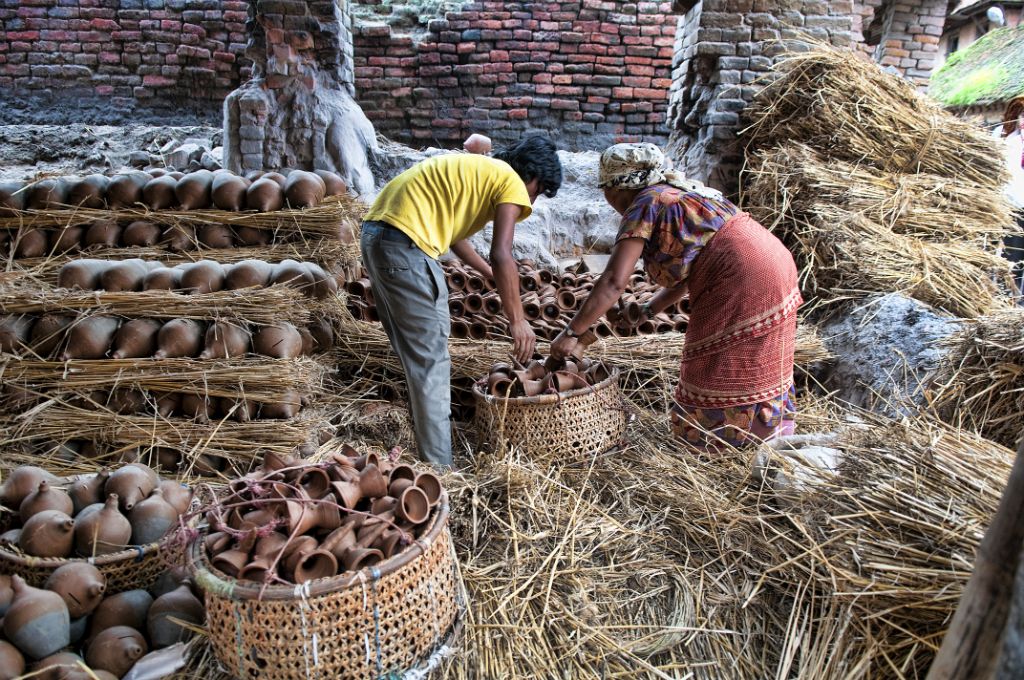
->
[283, 547, 337, 583]
[211, 548, 250, 578]
[19, 509, 74, 557]
[395, 487, 430, 525]
[45, 562, 106, 619]
[74, 494, 132, 556]
[159, 480, 192, 516]
[19, 480, 73, 522]
[87, 625, 148, 678]
[68, 470, 110, 514]
[415, 472, 442, 508]
[105, 464, 157, 511]
[147, 582, 204, 648]
[3, 575, 70, 660]
[86, 590, 153, 648]
[0, 466, 59, 510]
[128, 488, 179, 545]
[340, 546, 383, 572]
[321, 524, 357, 560]
[284, 497, 342, 536]
[0, 640, 24, 679]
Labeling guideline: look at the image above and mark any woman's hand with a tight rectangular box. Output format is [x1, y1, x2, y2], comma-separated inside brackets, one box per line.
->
[509, 318, 536, 363]
[549, 330, 579, 361]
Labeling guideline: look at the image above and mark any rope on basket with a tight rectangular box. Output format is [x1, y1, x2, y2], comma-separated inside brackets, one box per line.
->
[295, 581, 318, 679]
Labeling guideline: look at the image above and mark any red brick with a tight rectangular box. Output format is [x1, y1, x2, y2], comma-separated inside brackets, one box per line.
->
[507, 108, 529, 120]
[612, 87, 634, 98]
[90, 18, 119, 31]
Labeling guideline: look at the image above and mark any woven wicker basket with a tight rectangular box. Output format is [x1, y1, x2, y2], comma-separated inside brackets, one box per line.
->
[472, 370, 627, 461]
[190, 493, 461, 680]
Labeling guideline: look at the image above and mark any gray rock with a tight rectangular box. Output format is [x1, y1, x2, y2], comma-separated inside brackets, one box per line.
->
[817, 293, 961, 417]
[163, 142, 205, 171]
[200, 151, 222, 171]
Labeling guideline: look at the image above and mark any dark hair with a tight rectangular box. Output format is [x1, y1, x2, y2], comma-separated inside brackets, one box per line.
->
[493, 134, 562, 198]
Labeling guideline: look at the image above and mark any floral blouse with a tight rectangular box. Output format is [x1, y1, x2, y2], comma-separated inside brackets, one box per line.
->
[615, 184, 739, 289]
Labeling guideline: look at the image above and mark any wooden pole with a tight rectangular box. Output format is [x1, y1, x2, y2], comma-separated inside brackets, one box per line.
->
[927, 436, 1024, 680]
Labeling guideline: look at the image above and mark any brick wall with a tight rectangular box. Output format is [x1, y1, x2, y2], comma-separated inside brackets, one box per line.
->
[866, 0, 945, 87]
[352, 0, 678, 150]
[0, 0, 251, 124]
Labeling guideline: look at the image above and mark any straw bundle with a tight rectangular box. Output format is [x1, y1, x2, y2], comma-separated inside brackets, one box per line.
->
[931, 308, 1024, 450]
[742, 45, 1008, 187]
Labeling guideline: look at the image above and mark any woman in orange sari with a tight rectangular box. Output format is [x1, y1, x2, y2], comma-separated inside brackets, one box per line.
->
[550, 143, 801, 450]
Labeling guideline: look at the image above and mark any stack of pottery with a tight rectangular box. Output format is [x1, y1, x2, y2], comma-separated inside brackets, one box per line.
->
[0, 463, 192, 559]
[203, 447, 444, 585]
[0, 568, 204, 679]
[480, 357, 612, 398]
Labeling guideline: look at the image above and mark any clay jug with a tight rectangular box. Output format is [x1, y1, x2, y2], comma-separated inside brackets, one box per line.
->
[181, 393, 216, 423]
[83, 219, 122, 248]
[258, 389, 304, 419]
[99, 259, 149, 292]
[211, 172, 250, 211]
[235, 225, 272, 246]
[245, 177, 284, 212]
[110, 318, 162, 359]
[86, 626, 148, 678]
[314, 169, 347, 197]
[105, 387, 147, 415]
[0, 574, 12, 616]
[161, 224, 196, 252]
[86, 590, 153, 644]
[20, 480, 74, 523]
[261, 449, 300, 474]
[198, 224, 235, 249]
[395, 487, 430, 525]
[142, 267, 180, 291]
[321, 524, 357, 560]
[284, 547, 337, 583]
[224, 259, 274, 290]
[106, 172, 149, 209]
[340, 546, 383, 573]
[20, 509, 75, 558]
[105, 465, 156, 511]
[0, 315, 35, 354]
[149, 564, 190, 599]
[3, 575, 71, 660]
[414, 471, 442, 508]
[488, 373, 514, 397]
[143, 175, 179, 210]
[152, 318, 204, 359]
[128, 488, 178, 545]
[271, 260, 315, 295]
[252, 322, 303, 358]
[0, 465, 60, 509]
[57, 259, 109, 290]
[297, 326, 314, 356]
[60, 315, 120, 360]
[199, 321, 251, 359]
[0, 640, 24, 679]
[305, 263, 338, 300]
[74, 495, 131, 556]
[30, 314, 74, 357]
[174, 170, 214, 210]
[283, 170, 326, 209]
[158, 480, 191, 515]
[147, 582, 203, 648]
[45, 562, 106, 619]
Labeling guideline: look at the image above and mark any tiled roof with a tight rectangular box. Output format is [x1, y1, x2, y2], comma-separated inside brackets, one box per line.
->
[930, 25, 1024, 106]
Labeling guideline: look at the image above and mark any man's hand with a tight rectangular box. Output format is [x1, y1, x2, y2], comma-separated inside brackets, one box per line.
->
[549, 329, 579, 361]
[509, 318, 536, 363]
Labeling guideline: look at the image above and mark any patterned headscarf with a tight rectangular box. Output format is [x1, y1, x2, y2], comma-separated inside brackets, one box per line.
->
[598, 142, 723, 200]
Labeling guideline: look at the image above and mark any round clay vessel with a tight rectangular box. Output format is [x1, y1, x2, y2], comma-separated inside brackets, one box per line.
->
[158, 480, 191, 515]
[340, 546, 383, 573]
[211, 172, 250, 211]
[0, 465, 60, 510]
[60, 315, 120, 361]
[86, 590, 153, 645]
[57, 259, 108, 291]
[86, 625, 147, 678]
[161, 224, 196, 252]
[0, 640, 24, 679]
[106, 172, 148, 208]
[20, 480, 73, 522]
[252, 322, 304, 358]
[224, 259, 274, 290]
[199, 321, 251, 359]
[19, 509, 75, 558]
[74, 494, 131, 556]
[143, 175, 179, 210]
[99, 259, 149, 292]
[245, 177, 284, 211]
[44, 562, 106, 619]
[198, 223, 234, 248]
[83, 219, 122, 248]
[271, 259, 315, 295]
[414, 471, 442, 507]
[32, 651, 90, 680]
[152, 318, 204, 359]
[68, 616, 89, 646]
[110, 318, 162, 359]
[128, 488, 179, 545]
[30, 314, 74, 357]
[105, 465, 155, 511]
[142, 267, 180, 291]
[0, 574, 13, 616]
[284, 548, 337, 583]
[147, 582, 204, 648]
[395, 487, 430, 525]
[314, 169, 346, 197]
[3, 575, 71, 660]
[283, 170, 326, 209]
[67, 174, 109, 208]
[174, 170, 214, 210]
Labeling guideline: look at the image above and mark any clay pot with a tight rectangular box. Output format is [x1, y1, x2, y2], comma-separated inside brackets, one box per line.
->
[198, 224, 235, 249]
[20, 480, 74, 522]
[32, 651, 90, 680]
[252, 322, 304, 359]
[378, 528, 407, 558]
[0, 180, 26, 215]
[238, 554, 275, 582]
[65, 174, 109, 209]
[0, 574, 13, 616]
[0, 529, 21, 546]
[199, 321, 251, 359]
[45, 562, 106, 619]
[26, 178, 68, 209]
[142, 267, 180, 291]
[307, 319, 334, 353]
[147, 582, 203, 648]
[83, 219, 122, 248]
[105, 465, 156, 512]
[284, 497, 341, 535]
[155, 392, 181, 418]
[3, 575, 71, 660]
[0, 314, 34, 354]
[211, 548, 249, 577]
[121, 220, 162, 247]
[488, 373, 513, 397]
[75, 494, 131, 556]
[152, 318, 204, 359]
[180, 392, 216, 423]
[174, 170, 214, 210]
[18, 509, 73, 558]
[299, 467, 332, 499]
[321, 524, 357, 560]
[1, 466, 60, 510]
[220, 395, 257, 422]
[283, 170, 326, 209]
[314, 169, 346, 197]
[60, 315, 120, 360]
[86, 625, 148, 678]
[67, 470, 109, 515]
[387, 477, 413, 499]
[110, 318, 162, 359]
[57, 259, 108, 290]
[142, 175, 179, 210]
[29, 314, 74, 357]
[149, 564, 190, 599]
[271, 260, 315, 295]
[158, 480, 191, 515]
[211, 173, 251, 211]
[161, 224, 196, 252]
[224, 259, 274, 290]
[106, 172, 149, 208]
[234, 225, 272, 246]
[246, 177, 284, 212]
[128, 488, 179, 545]
[13, 226, 50, 258]
[395, 487, 430, 525]
[68, 616, 89, 646]
[50, 224, 85, 253]
[86, 589, 153, 646]
[340, 546, 383, 573]
[0, 640, 24, 679]
[284, 547, 337, 583]
[414, 471, 442, 507]
[179, 260, 224, 294]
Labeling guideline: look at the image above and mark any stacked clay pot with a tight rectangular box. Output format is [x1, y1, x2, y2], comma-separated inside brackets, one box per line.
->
[346, 259, 690, 340]
[0, 568, 203, 678]
[203, 447, 444, 585]
[0, 463, 192, 559]
[478, 357, 612, 398]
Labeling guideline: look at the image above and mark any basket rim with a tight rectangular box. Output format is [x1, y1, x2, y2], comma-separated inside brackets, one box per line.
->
[471, 368, 620, 405]
[190, 490, 450, 602]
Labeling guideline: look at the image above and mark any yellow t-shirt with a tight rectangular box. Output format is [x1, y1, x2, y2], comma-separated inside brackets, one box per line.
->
[363, 154, 533, 258]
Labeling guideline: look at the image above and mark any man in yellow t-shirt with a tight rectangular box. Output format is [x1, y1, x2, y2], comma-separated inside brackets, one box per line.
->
[360, 135, 562, 467]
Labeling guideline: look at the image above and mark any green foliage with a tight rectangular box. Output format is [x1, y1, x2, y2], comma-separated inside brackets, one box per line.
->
[929, 26, 1024, 106]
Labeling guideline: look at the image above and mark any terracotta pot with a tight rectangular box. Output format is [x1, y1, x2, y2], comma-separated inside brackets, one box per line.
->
[68, 471, 110, 515]
[20, 480, 74, 523]
[1, 527, 23, 546]
[211, 547, 250, 578]
[20, 509, 75, 558]
[388, 477, 414, 499]
[68, 616, 89, 646]
[0, 640, 24, 679]
[395, 487, 430, 525]
[0, 574, 13, 616]
[204, 531, 232, 555]
[128, 488, 179, 545]
[110, 318, 163, 359]
[158, 480, 192, 516]
[3, 575, 70, 660]
[147, 582, 204, 648]
[262, 449, 300, 474]
[86, 625, 148, 678]
[488, 373, 514, 396]
[284, 497, 341, 535]
[521, 378, 545, 397]
[238, 554, 276, 583]
[298, 467, 332, 499]
[414, 471, 442, 507]
[86, 590, 153, 645]
[0, 466, 60, 510]
[284, 547, 337, 583]
[152, 318, 204, 359]
[224, 259, 274, 290]
[104, 465, 156, 511]
[377, 528, 406, 558]
[254, 532, 289, 557]
[321, 524, 357, 560]
[44, 562, 106, 619]
[149, 564, 190, 599]
[74, 494, 131, 557]
[358, 464, 389, 499]
[32, 650, 93, 680]
[199, 321, 251, 360]
[340, 546, 383, 572]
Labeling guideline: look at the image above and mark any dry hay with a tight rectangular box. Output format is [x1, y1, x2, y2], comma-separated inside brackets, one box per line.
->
[743, 143, 1018, 318]
[742, 45, 1008, 188]
[930, 307, 1024, 450]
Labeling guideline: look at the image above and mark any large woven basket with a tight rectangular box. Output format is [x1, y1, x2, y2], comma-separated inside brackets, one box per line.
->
[472, 370, 627, 461]
[190, 493, 461, 680]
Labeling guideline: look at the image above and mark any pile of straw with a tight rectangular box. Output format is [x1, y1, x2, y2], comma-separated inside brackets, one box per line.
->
[931, 308, 1024, 450]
